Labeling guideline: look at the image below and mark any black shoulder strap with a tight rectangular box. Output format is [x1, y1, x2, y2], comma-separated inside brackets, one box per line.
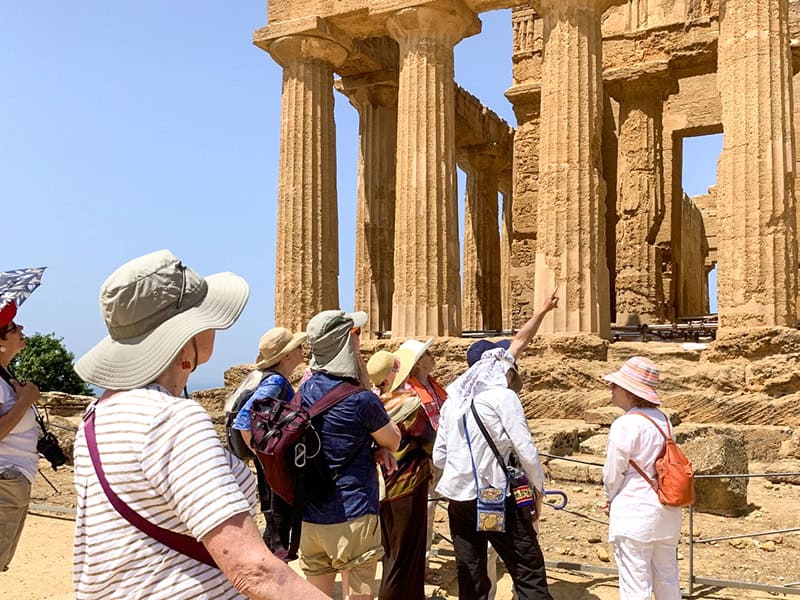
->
[470, 400, 512, 479]
[0, 364, 13, 386]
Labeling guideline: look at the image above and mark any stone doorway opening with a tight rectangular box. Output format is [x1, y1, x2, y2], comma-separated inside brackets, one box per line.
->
[677, 133, 723, 319]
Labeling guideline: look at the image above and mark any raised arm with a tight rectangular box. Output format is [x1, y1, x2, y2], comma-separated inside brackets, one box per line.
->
[508, 287, 559, 360]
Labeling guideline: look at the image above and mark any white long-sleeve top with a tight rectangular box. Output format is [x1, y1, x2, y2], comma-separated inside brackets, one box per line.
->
[433, 386, 545, 501]
[603, 407, 681, 543]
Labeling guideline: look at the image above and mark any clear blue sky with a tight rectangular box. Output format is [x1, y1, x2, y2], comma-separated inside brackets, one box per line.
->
[1, 4, 720, 390]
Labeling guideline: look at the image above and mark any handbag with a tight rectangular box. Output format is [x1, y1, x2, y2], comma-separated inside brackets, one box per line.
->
[83, 397, 218, 568]
[469, 401, 536, 520]
[463, 413, 507, 532]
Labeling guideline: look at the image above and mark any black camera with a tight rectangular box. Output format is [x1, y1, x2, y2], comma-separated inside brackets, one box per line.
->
[37, 432, 68, 470]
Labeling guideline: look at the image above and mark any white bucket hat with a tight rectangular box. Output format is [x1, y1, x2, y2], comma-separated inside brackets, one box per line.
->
[389, 338, 433, 393]
[75, 250, 249, 390]
[603, 356, 661, 405]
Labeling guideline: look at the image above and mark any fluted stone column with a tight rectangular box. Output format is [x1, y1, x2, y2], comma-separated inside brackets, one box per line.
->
[270, 35, 348, 331]
[499, 173, 514, 330]
[386, 4, 479, 337]
[717, 0, 798, 329]
[344, 82, 398, 338]
[461, 151, 503, 331]
[608, 68, 672, 325]
[534, 0, 610, 337]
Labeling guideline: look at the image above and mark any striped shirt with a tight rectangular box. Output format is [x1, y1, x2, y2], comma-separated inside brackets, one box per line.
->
[72, 385, 257, 599]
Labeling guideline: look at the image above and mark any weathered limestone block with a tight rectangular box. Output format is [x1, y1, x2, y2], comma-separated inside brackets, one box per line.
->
[527, 334, 609, 360]
[716, 0, 798, 330]
[523, 389, 610, 420]
[657, 363, 745, 395]
[47, 415, 81, 466]
[534, 0, 610, 337]
[661, 390, 800, 426]
[681, 434, 749, 516]
[529, 419, 601, 456]
[765, 459, 800, 484]
[608, 342, 703, 363]
[704, 327, 800, 361]
[224, 364, 252, 389]
[579, 433, 609, 456]
[583, 406, 623, 426]
[779, 430, 800, 459]
[546, 453, 604, 484]
[745, 353, 800, 396]
[40, 392, 93, 418]
[192, 387, 229, 413]
[675, 423, 794, 462]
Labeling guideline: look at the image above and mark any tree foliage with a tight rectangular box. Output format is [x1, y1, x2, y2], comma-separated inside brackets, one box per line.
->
[10, 332, 94, 395]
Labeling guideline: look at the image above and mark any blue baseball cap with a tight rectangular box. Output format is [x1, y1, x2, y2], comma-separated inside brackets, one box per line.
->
[466, 339, 511, 367]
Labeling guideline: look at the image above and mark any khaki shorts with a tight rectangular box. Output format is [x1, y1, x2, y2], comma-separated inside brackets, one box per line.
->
[0, 469, 32, 571]
[299, 513, 384, 596]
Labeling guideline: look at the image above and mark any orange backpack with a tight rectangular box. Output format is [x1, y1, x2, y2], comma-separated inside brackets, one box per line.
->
[629, 412, 695, 507]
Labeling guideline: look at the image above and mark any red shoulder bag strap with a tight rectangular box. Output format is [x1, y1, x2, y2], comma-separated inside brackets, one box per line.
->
[83, 398, 218, 569]
[627, 411, 671, 493]
[304, 382, 362, 417]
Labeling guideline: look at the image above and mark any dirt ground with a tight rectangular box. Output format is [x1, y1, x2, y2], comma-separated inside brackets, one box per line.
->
[4, 458, 798, 600]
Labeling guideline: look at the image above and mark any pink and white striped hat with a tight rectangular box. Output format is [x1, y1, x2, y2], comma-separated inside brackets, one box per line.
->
[603, 356, 661, 405]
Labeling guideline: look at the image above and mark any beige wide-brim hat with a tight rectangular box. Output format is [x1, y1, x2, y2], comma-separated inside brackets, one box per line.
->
[388, 338, 433, 393]
[367, 350, 398, 387]
[255, 327, 307, 370]
[75, 250, 249, 391]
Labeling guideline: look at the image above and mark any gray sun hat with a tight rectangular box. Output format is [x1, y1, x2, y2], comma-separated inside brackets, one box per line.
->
[307, 309, 367, 380]
[75, 250, 249, 390]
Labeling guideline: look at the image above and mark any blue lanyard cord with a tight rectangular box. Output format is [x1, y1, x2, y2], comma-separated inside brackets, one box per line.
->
[463, 414, 508, 495]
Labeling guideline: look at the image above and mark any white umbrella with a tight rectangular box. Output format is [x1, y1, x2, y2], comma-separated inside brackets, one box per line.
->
[0, 266, 47, 310]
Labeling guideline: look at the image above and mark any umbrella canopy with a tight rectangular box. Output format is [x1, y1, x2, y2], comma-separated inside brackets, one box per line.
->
[0, 267, 47, 311]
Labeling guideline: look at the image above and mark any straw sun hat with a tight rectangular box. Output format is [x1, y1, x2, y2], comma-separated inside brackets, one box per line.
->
[366, 350, 399, 387]
[255, 327, 306, 370]
[388, 338, 433, 393]
[75, 250, 249, 390]
[602, 356, 661, 405]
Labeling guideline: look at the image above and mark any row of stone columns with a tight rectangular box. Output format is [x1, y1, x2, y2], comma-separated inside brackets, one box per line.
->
[264, 0, 798, 337]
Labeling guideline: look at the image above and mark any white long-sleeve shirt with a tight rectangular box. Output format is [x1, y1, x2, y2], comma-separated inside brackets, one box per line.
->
[603, 407, 681, 543]
[433, 386, 545, 502]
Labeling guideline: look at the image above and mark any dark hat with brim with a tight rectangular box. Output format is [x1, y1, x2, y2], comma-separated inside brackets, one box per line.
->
[467, 339, 511, 367]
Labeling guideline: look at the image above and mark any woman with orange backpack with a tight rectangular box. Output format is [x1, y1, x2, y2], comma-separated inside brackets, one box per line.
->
[602, 356, 683, 600]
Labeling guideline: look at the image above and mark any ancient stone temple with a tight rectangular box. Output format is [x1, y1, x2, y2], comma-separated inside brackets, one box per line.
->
[256, 0, 800, 338]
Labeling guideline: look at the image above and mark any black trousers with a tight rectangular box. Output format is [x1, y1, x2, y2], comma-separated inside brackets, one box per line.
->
[379, 483, 429, 600]
[448, 497, 553, 600]
[254, 457, 300, 560]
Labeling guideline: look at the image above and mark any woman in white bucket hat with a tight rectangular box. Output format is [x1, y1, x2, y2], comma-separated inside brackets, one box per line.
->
[602, 356, 682, 600]
[72, 250, 327, 600]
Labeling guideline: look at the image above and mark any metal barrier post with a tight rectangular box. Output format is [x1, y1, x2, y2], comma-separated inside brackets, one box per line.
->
[687, 504, 694, 598]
